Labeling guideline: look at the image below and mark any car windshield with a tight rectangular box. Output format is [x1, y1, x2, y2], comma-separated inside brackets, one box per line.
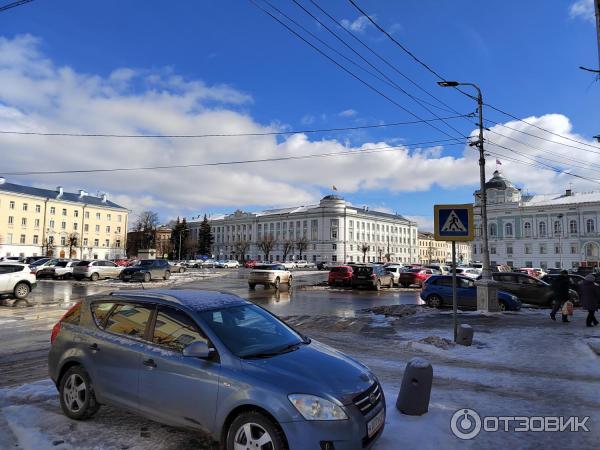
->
[199, 304, 305, 358]
[137, 260, 154, 266]
[254, 265, 275, 270]
[55, 261, 68, 267]
[408, 268, 421, 273]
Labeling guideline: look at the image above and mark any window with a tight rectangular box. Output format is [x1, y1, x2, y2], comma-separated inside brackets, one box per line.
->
[104, 304, 153, 339]
[152, 307, 207, 352]
[21, 217, 26, 226]
[94, 239, 99, 246]
[116, 239, 121, 248]
[539, 221, 547, 237]
[34, 219, 40, 228]
[61, 236, 66, 245]
[586, 219, 595, 233]
[20, 234, 26, 244]
[540, 243, 547, 254]
[8, 216, 13, 225]
[50, 207, 55, 214]
[33, 235, 38, 244]
[74, 210, 79, 218]
[506, 244, 513, 254]
[571, 243, 578, 254]
[62, 208, 67, 216]
[61, 221, 66, 230]
[553, 220, 561, 235]
[9, 201, 14, 209]
[96, 213, 101, 220]
[107, 214, 111, 221]
[95, 225, 100, 232]
[73, 223, 78, 230]
[555, 244, 561, 254]
[85, 211, 90, 219]
[566, 219, 577, 235]
[35, 204, 41, 213]
[106, 226, 111, 233]
[105, 239, 109, 247]
[332, 255, 337, 262]
[91, 302, 116, 328]
[525, 244, 532, 254]
[22, 203, 28, 211]
[84, 224, 89, 232]
[489, 223, 497, 237]
[49, 219, 55, 228]
[83, 238, 88, 246]
[524, 222, 532, 237]
[490, 245, 496, 255]
[505, 223, 513, 236]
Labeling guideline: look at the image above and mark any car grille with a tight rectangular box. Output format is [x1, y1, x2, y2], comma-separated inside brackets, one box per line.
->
[352, 381, 382, 416]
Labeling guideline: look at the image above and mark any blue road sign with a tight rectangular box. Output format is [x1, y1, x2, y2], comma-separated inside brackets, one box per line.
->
[434, 204, 474, 241]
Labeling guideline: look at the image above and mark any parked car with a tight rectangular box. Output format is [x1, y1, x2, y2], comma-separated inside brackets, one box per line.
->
[316, 261, 331, 271]
[383, 265, 404, 286]
[2, 256, 24, 262]
[280, 261, 296, 270]
[541, 273, 585, 297]
[72, 260, 123, 281]
[398, 268, 438, 288]
[52, 260, 81, 279]
[352, 264, 394, 290]
[168, 261, 186, 274]
[518, 267, 546, 278]
[454, 267, 482, 279]
[48, 289, 385, 450]
[112, 258, 131, 267]
[25, 256, 47, 264]
[200, 259, 218, 268]
[294, 260, 309, 269]
[328, 266, 354, 286]
[222, 260, 240, 269]
[490, 272, 578, 306]
[243, 260, 257, 269]
[424, 264, 451, 275]
[248, 264, 293, 289]
[120, 259, 171, 282]
[421, 275, 521, 311]
[0, 262, 36, 303]
[29, 258, 63, 276]
[214, 260, 227, 268]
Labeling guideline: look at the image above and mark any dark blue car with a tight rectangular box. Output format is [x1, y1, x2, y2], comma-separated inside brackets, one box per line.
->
[420, 275, 521, 311]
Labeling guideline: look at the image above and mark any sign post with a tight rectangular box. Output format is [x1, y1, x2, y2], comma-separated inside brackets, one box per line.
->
[434, 204, 474, 342]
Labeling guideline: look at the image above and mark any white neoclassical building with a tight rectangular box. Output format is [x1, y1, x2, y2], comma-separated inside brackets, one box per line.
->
[188, 195, 418, 264]
[473, 170, 600, 270]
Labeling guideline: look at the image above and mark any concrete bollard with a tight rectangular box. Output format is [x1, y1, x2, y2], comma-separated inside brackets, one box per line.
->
[457, 324, 474, 346]
[396, 357, 433, 416]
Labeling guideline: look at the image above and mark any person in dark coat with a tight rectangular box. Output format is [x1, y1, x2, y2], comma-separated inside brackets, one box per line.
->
[580, 274, 600, 327]
[550, 270, 571, 322]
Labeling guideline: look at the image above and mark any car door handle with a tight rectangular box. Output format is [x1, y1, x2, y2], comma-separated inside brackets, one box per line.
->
[88, 343, 100, 352]
[143, 358, 157, 368]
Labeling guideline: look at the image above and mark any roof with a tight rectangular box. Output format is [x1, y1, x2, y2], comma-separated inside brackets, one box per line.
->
[521, 191, 600, 207]
[109, 289, 248, 311]
[485, 170, 516, 191]
[0, 182, 126, 210]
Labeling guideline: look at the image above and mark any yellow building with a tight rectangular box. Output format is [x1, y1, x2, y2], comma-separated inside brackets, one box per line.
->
[0, 179, 128, 260]
[418, 231, 472, 264]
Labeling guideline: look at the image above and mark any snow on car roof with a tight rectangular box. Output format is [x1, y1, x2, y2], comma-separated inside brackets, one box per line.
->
[109, 289, 249, 311]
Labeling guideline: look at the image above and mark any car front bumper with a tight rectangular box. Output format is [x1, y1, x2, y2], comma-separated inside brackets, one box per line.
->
[280, 403, 385, 450]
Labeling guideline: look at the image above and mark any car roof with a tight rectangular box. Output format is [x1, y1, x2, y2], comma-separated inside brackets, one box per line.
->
[107, 289, 249, 312]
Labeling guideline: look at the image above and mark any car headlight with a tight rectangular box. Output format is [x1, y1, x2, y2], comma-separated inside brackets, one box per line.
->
[511, 295, 518, 302]
[288, 394, 348, 420]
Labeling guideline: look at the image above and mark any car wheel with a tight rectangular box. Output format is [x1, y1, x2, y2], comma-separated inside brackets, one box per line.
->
[273, 277, 280, 290]
[59, 366, 100, 420]
[248, 283, 256, 290]
[227, 411, 287, 450]
[143, 272, 151, 283]
[499, 301, 507, 312]
[288, 276, 293, 286]
[164, 271, 171, 280]
[13, 282, 30, 299]
[374, 280, 381, 291]
[90, 273, 99, 282]
[426, 294, 442, 308]
[388, 278, 394, 288]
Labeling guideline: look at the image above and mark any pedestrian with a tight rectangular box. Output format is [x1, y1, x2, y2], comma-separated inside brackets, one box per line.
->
[580, 274, 600, 327]
[550, 270, 571, 323]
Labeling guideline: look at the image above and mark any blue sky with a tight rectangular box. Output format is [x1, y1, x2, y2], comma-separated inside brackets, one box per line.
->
[0, 0, 598, 229]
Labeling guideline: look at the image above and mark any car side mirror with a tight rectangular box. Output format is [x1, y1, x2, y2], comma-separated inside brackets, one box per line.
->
[182, 341, 213, 359]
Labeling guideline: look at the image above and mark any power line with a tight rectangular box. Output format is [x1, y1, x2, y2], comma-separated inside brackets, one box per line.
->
[3, 138, 466, 176]
[249, 0, 465, 141]
[0, 0, 33, 13]
[346, 0, 600, 154]
[0, 114, 470, 139]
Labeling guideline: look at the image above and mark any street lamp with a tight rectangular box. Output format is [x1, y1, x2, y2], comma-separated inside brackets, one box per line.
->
[438, 80, 498, 311]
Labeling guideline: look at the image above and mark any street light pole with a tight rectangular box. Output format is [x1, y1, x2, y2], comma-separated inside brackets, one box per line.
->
[438, 80, 498, 311]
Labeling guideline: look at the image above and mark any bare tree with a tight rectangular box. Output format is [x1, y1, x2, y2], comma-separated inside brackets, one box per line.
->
[295, 237, 309, 259]
[361, 243, 369, 262]
[135, 211, 160, 248]
[67, 232, 79, 258]
[234, 239, 251, 261]
[282, 240, 295, 261]
[259, 235, 276, 262]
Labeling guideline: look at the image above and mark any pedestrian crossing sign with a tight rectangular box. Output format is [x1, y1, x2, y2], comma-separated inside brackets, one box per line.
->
[434, 204, 474, 241]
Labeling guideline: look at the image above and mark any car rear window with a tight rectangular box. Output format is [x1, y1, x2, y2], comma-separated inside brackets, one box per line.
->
[355, 266, 373, 275]
[0, 265, 24, 274]
[255, 265, 274, 270]
[104, 304, 153, 339]
[77, 261, 91, 266]
[330, 267, 350, 273]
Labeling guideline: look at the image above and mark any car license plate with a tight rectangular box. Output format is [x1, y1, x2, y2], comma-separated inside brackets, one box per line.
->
[367, 408, 385, 438]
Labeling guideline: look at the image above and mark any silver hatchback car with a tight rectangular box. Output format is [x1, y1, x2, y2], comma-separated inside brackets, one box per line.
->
[48, 290, 385, 449]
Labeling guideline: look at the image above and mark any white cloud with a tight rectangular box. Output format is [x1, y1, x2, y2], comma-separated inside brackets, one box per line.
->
[338, 109, 357, 117]
[569, 0, 596, 23]
[340, 15, 373, 33]
[406, 215, 434, 232]
[0, 35, 596, 225]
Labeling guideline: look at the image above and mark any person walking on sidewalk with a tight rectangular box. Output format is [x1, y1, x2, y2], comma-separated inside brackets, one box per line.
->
[580, 274, 600, 327]
[550, 270, 571, 322]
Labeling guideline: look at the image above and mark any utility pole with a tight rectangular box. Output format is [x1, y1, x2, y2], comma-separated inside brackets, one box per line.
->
[438, 80, 499, 311]
[580, 0, 600, 74]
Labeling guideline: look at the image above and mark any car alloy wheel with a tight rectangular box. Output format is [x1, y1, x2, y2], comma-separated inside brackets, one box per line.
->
[499, 301, 507, 311]
[63, 373, 87, 414]
[13, 282, 30, 299]
[164, 271, 171, 280]
[375, 280, 381, 291]
[234, 422, 273, 450]
[427, 295, 442, 308]
[143, 272, 151, 282]
[90, 273, 99, 282]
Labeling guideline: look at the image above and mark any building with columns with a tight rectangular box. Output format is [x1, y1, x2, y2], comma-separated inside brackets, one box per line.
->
[188, 195, 418, 264]
[473, 170, 600, 270]
[0, 179, 128, 260]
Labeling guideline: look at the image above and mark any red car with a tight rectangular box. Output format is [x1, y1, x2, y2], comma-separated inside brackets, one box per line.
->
[398, 268, 438, 288]
[112, 258, 131, 267]
[328, 266, 353, 286]
[244, 260, 257, 269]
